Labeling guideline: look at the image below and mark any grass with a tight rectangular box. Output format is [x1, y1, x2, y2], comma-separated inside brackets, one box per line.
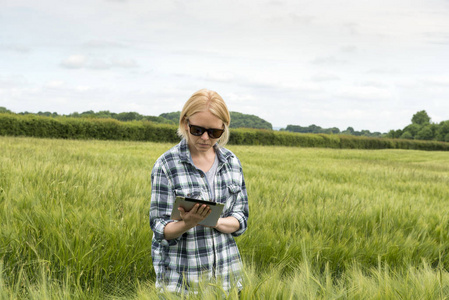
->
[1, 136, 449, 299]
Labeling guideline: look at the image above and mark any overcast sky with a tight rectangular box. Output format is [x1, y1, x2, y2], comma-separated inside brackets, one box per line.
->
[1, 0, 449, 132]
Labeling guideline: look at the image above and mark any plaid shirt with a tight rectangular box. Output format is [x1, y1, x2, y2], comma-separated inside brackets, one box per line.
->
[149, 139, 249, 293]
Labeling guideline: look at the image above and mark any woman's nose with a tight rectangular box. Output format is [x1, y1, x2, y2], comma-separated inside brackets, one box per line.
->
[200, 131, 209, 140]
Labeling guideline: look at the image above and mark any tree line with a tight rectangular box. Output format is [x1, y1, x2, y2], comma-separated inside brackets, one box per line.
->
[160, 111, 273, 130]
[281, 124, 384, 137]
[1, 112, 448, 151]
[385, 110, 449, 142]
[281, 110, 449, 142]
[0, 107, 448, 142]
[0, 107, 272, 130]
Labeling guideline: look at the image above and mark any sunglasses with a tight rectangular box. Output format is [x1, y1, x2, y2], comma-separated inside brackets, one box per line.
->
[188, 123, 225, 139]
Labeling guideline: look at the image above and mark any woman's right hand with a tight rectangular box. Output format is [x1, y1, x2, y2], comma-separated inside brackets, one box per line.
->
[163, 204, 212, 240]
[178, 203, 211, 227]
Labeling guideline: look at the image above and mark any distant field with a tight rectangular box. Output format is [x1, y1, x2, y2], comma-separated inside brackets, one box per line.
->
[1, 136, 449, 299]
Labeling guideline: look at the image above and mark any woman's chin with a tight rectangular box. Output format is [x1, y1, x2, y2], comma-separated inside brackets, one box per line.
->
[196, 143, 212, 151]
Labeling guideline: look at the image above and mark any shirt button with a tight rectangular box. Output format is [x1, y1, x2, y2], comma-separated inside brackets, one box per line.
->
[201, 174, 205, 178]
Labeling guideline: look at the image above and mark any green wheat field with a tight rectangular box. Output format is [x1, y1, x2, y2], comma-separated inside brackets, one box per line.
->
[1, 136, 449, 299]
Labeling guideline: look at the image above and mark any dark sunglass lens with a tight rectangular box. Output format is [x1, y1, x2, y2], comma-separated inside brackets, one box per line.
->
[210, 129, 224, 138]
[190, 125, 205, 136]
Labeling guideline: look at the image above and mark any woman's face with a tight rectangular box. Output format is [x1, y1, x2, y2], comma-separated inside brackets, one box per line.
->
[186, 110, 224, 155]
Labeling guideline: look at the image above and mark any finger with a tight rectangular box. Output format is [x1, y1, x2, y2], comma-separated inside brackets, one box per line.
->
[205, 207, 212, 216]
[198, 205, 210, 215]
[178, 206, 186, 219]
[201, 207, 211, 217]
[190, 203, 200, 213]
[195, 204, 204, 214]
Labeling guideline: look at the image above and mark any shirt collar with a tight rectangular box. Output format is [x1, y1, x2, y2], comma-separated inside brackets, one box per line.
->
[178, 139, 232, 165]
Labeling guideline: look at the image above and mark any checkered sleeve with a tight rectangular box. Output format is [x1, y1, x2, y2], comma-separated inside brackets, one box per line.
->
[226, 158, 249, 237]
[149, 160, 181, 246]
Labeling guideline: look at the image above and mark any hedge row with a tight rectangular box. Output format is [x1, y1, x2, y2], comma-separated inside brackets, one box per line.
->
[228, 128, 449, 151]
[0, 113, 178, 143]
[1, 113, 448, 151]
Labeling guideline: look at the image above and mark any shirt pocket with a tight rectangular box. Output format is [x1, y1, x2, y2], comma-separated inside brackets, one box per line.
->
[174, 188, 203, 199]
[222, 184, 241, 215]
[228, 184, 241, 194]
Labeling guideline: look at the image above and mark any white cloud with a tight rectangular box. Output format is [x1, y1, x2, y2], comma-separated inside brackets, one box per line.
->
[311, 56, 348, 65]
[110, 57, 138, 68]
[339, 45, 357, 53]
[83, 40, 127, 48]
[336, 86, 392, 101]
[423, 76, 449, 87]
[0, 44, 31, 53]
[310, 73, 340, 82]
[60, 55, 87, 69]
[44, 80, 65, 89]
[0, 75, 29, 88]
[60, 55, 139, 70]
[366, 68, 401, 75]
[226, 92, 258, 105]
[89, 59, 111, 70]
[75, 86, 91, 92]
[342, 22, 360, 35]
[358, 81, 388, 88]
[200, 72, 236, 83]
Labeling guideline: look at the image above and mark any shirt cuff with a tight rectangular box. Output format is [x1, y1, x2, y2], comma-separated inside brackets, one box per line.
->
[152, 219, 182, 246]
[230, 212, 247, 237]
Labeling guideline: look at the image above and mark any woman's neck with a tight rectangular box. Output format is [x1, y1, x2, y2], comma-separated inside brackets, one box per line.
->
[189, 147, 216, 173]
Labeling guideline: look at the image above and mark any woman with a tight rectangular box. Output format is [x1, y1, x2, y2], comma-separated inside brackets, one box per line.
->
[149, 89, 249, 294]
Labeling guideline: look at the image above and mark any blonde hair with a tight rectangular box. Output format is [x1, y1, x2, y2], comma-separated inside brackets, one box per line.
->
[178, 89, 231, 147]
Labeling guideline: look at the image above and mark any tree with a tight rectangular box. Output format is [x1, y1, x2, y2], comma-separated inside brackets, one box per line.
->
[400, 131, 413, 139]
[435, 120, 449, 142]
[411, 110, 430, 125]
[386, 129, 402, 139]
[387, 111, 449, 142]
[229, 112, 272, 130]
[143, 116, 174, 124]
[284, 124, 342, 134]
[116, 112, 143, 121]
[96, 110, 113, 119]
[329, 127, 340, 134]
[361, 130, 371, 136]
[160, 112, 181, 123]
[80, 110, 95, 118]
[415, 125, 434, 140]
[0, 107, 12, 113]
[343, 127, 354, 134]
[403, 124, 421, 137]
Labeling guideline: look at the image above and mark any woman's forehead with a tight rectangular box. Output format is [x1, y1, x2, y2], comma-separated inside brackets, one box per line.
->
[188, 110, 223, 127]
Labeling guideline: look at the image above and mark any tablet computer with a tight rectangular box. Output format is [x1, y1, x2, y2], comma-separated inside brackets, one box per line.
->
[170, 196, 224, 227]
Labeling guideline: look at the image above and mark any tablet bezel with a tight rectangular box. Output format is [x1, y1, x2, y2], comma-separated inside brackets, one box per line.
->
[170, 196, 225, 227]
